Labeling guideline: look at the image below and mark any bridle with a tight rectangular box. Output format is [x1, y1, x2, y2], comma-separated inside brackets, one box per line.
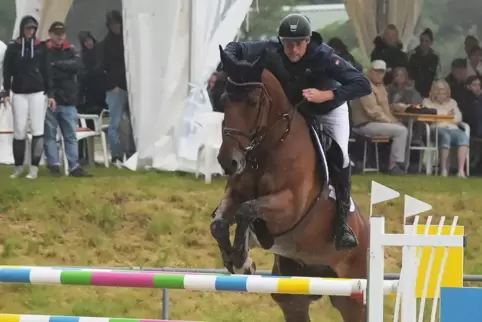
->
[222, 77, 295, 169]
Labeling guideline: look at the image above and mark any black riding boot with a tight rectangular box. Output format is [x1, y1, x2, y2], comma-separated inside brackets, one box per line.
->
[332, 165, 358, 250]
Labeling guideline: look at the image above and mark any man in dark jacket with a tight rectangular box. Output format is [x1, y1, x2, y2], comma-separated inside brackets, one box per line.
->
[221, 14, 371, 250]
[446, 58, 469, 107]
[3, 15, 54, 179]
[43, 21, 91, 177]
[100, 10, 135, 167]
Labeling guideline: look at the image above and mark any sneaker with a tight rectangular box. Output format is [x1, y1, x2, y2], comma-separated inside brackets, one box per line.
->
[10, 166, 24, 178]
[111, 158, 123, 169]
[49, 165, 61, 177]
[457, 171, 466, 178]
[69, 167, 92, 177]
[389, 165, 405, 175]
[441, 169, 448, 177]
[26, 166, 38, 179]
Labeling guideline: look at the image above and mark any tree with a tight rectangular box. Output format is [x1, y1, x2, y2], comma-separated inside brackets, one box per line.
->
[239, 0, 297, 40]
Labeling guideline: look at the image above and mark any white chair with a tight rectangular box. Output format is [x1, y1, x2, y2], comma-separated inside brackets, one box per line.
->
[194, 111, 224, 183]
[59, 113, 109, 175]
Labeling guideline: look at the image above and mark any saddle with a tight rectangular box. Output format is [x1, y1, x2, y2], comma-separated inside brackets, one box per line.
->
[297, 108, 331, 188]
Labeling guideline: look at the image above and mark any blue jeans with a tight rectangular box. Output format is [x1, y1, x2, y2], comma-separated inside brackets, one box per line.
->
[44, 105, 79, 171]
[438, 128, 469, 149]
[106, 88, 135, 160]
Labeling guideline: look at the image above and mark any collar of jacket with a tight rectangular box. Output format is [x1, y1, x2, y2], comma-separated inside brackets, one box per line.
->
[47, 39, 71, 50]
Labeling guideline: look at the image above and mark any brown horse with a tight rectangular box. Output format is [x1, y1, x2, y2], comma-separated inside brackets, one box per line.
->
[210, 47, 370, 322]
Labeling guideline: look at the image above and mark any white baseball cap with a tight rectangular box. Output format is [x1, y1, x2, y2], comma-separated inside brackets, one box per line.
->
[371, 60, 387, 71]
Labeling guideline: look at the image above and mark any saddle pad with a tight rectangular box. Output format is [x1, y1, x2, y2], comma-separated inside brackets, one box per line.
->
[328, 185, 355, 212]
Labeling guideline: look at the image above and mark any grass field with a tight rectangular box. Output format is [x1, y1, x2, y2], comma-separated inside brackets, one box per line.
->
[0, 166, 481, 322]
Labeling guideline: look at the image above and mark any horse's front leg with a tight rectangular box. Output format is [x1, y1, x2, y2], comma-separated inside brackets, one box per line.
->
[231, 190, 295, 274]
[210, 191, 237, 274]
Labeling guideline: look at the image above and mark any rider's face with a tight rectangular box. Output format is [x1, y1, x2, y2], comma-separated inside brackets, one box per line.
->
[282, 39, 309, 63]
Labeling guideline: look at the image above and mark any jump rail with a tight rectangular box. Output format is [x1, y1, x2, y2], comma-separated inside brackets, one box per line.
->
[0, 267, 398, 297]
[0, 314, 193, 322]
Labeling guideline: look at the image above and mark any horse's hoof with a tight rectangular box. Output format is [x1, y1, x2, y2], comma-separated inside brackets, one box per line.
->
[243, 258, 256, 275]
[233, 257, 256, 275]
[246, 260, 257, 274]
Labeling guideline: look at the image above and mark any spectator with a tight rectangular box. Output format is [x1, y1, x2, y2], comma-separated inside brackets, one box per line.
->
[464, 35, 479, 58]
[466, 46, 482, 79]
[370, 24, 408, 84]
[350, 60, 407, 175]
[101, 10, 136, 168]
[77, 30, 106, 162]
[78, 30, 105, 114]
[387, 67, 423, 110]
[460, 75, 482, 138]
[3, 15, 53, 179]
[43, 22, 91, 177]
[327, 37, 363, 71]
[422, 80, 468, 177]
[445, 58, 468, 106]
[407, 28, 440, 98]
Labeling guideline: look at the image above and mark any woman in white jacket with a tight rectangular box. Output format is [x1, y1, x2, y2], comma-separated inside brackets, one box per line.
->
[422, 80, 469, 177]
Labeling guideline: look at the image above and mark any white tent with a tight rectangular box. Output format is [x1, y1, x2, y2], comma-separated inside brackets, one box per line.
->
[1, 0, 252, 170]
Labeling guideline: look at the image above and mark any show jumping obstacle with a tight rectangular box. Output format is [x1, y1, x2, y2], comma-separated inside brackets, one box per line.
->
[0, 182, 470, 321]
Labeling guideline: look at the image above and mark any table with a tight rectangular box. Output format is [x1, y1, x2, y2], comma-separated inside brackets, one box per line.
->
[394, 112, 454, 175]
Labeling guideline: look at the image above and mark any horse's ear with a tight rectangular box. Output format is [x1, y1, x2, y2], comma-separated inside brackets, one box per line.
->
[219, 45, 236, 74]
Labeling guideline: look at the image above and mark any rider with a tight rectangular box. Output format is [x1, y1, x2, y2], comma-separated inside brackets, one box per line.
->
[222, 14, 371, 251]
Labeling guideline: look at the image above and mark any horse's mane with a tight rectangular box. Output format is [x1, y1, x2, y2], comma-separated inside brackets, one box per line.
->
[262, 51, 293, 96]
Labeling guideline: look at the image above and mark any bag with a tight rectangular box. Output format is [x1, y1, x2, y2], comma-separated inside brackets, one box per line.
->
[405, 104, 437, 115]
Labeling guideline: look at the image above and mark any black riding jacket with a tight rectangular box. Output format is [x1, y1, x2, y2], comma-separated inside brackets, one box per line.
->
[3, 16, 50, 96]
[223, 34, 371, 115]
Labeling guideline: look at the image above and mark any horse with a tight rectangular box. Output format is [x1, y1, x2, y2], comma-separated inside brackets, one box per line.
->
[210, 46, 370, 322]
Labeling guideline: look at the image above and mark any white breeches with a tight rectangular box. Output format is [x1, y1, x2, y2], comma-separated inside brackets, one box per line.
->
[11, 92, 47, 139]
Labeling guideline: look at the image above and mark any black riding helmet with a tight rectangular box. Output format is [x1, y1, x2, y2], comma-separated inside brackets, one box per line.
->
[278, 13, 312, 40]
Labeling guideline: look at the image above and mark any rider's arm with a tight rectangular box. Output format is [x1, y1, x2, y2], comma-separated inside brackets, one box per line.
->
[316, 44, 371, 106]
[224, 39, 276, 63]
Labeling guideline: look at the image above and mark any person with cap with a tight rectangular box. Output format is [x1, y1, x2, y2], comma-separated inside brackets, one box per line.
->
[2, 15, 54, 179]
[446, 58, 469, 107]
[43, 21, 91, 177]
[222, 13, 371, 251]
[100, 10, 136, 168]
[350, 60, 408, 175]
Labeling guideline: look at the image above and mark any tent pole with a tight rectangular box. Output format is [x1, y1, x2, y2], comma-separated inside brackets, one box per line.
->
[188, 0, 193, 86]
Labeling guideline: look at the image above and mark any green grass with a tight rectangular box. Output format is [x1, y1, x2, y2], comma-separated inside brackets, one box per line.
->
[0, 166, 481, 321]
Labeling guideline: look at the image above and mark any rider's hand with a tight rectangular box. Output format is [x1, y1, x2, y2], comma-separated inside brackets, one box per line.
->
[47, 98, 57, 111]
[302, 88, 334, 103]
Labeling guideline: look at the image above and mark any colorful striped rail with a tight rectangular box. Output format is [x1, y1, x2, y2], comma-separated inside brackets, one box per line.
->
[0, 267, 398, 296]
[0, 314, 194, 322]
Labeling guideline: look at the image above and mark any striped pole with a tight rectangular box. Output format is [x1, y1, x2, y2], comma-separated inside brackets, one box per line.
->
[0, 267, 398, 296]
[0, 314, 194, 322]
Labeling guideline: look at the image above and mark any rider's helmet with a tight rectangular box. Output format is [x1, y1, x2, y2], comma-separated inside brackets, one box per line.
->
[278, 14, 312, 41]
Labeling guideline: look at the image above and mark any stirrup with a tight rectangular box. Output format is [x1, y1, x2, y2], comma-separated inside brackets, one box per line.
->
[335, 224, 358, 250]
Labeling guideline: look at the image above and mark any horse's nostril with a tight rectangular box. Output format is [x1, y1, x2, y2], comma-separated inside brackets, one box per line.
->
[231, 159, 238, 169]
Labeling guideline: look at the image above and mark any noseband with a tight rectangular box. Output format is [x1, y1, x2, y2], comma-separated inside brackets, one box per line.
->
[222, 77, 294, 169]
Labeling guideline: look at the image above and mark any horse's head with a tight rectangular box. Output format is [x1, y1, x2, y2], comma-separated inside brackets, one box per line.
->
[217, 46, 292, 175]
